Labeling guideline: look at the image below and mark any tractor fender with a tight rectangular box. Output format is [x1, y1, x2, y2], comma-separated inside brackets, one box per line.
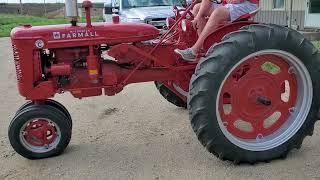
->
[203, 21, 257, 52]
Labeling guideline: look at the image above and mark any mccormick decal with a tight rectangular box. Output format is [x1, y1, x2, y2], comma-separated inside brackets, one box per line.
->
[52, 29, 99, 40]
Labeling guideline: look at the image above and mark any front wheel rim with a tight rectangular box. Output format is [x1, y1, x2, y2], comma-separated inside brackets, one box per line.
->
[216, 50, 313, 151]
[19, 118, 61, 153]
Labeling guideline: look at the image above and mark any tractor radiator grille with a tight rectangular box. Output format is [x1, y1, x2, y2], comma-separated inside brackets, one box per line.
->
[146, 18, 166, 29]
[12, 44, 22, 82]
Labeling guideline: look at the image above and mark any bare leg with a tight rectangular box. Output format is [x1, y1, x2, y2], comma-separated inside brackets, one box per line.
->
[191, 3, 201, 16]
[193, 0, 214, 34]
[192, 3, 214, 17]
[196, 17, 207, 35]
[191, 7, 230, 53]
[173, 3, 230, 61]
[196, 0, 214, 18]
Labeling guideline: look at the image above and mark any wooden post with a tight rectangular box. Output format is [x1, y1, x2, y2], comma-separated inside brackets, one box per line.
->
[43, 0, 47, 16]
[288, 0, 293, 28]
[19, 0, 23, 15]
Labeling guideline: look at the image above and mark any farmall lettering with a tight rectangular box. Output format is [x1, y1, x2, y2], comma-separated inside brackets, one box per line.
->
[52, 29, 99, 40]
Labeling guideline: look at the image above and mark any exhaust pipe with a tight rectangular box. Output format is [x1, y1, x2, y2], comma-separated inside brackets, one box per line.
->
[65, 0, 78, 26]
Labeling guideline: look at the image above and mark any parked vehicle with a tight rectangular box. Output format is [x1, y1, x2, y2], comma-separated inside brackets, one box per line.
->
[103, 0, 186, 28]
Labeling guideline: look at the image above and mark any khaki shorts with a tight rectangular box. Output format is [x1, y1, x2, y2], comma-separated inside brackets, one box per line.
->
[213, 1, 258, 21]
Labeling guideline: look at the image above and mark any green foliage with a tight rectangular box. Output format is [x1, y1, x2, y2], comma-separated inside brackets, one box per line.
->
[313, 41, 320, 50]
[0, 14, 103, 37]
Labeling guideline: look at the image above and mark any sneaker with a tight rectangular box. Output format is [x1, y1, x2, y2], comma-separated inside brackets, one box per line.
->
[174, 48, 196, 62]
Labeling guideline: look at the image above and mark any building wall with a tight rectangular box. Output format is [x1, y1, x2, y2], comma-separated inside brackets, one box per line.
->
[255, 0, 306, 30]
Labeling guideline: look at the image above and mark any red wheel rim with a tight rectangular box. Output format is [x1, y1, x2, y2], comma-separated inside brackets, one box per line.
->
[22, 119, 58, 147]
[218, 54, 298, 139]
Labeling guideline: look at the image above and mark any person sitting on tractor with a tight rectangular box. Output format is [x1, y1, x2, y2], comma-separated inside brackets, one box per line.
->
[175, 0, 259, 61]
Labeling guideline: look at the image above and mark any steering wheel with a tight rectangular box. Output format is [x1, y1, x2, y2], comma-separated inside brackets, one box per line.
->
[213, 0, 223, 4]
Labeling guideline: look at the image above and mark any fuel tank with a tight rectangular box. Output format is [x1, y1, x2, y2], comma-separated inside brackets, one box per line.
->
[11, 22, 160, 49]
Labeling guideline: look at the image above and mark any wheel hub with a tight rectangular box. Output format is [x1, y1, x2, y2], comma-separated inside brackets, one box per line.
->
[219, 54, 298, 139]
[23, 119, 58, 147]
[234, 75, 276, 119]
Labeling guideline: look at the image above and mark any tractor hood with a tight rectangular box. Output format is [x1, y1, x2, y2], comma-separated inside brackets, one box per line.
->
[11, 22, 160, 49]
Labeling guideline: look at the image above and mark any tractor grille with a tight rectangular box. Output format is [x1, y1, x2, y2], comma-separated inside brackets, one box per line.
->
[146, 18, 166, 29]
[12, 44, 22, 82]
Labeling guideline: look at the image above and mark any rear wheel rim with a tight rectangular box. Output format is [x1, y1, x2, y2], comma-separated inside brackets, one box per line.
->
[19, 118, 61, 153]
[216, 50, 312, 151]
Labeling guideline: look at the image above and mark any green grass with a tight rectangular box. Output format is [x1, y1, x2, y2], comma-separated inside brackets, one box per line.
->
[0, 14, 103, 37]
[313, 41, 320, 50]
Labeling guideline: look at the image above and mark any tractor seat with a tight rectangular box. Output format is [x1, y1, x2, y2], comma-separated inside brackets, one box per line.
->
[233, 7, 261, 22]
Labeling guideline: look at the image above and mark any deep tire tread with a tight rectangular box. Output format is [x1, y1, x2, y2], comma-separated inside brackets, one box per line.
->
[9, 104, 72, 159]
[16, 99, 72, 129]
[189, 24, 320, 164]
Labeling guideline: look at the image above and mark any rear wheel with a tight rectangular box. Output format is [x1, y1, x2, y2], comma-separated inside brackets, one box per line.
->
[9, 104, 72, 159]
[154, 81, 187, 108]
[188, 24, 320, 163]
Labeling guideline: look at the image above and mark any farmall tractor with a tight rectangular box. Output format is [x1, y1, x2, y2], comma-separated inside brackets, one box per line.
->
[8, 0, 320, 164]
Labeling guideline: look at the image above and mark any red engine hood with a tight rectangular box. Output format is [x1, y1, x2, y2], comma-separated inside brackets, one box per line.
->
[11, 22, 160, 49]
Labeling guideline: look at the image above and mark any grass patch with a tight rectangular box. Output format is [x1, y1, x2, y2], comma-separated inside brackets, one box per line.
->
[313, 41, 320, 50]
[0, 14, 103, 37]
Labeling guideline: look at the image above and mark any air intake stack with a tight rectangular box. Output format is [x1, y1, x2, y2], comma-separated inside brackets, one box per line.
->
[65, 0, 78, 26]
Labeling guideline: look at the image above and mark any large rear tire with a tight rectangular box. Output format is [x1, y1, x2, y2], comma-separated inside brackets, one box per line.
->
[188, 24, 320, 163]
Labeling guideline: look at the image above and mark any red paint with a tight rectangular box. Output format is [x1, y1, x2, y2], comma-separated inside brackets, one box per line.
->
[71, 88, 102, 98]
[50, 64, 72, 76]
[11, 23, 160, 47]
[166, 17, 175, 28]
[23, 119, 58, 147]
[112, 15, 120, 24]
[33, 50, 42, 82]
[83, 0, 92, 27]
[86, 46, 99, 84]
[10, 0, 259, 103]
[218, 54, 297, 139]
[102, 63, 178, 86]
[203, 21, 256, 51]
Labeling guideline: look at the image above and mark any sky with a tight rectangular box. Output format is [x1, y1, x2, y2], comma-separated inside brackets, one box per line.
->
[1, 0, 105, 3]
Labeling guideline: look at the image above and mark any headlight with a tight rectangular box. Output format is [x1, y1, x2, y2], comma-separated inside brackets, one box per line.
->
[166, 18, 170, 28]
[181, 19, 187, 32]
[126, 18, 143, 23]
[166, 17, 175, 29]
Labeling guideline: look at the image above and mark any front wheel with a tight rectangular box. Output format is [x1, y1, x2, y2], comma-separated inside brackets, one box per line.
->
[16, 99, 72, 129]
[188, 24, 320, 163]
[9, 104, 72, 159]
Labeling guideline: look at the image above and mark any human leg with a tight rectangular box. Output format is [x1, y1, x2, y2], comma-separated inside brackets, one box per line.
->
[174, 6, 231, 61]
[191, 6, 230, 53]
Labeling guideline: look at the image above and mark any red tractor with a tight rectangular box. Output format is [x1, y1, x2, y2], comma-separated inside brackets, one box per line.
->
[8, 0, 320, 164]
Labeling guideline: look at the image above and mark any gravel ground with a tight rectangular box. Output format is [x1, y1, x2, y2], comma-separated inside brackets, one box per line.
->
[0, 37, 320, 180]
